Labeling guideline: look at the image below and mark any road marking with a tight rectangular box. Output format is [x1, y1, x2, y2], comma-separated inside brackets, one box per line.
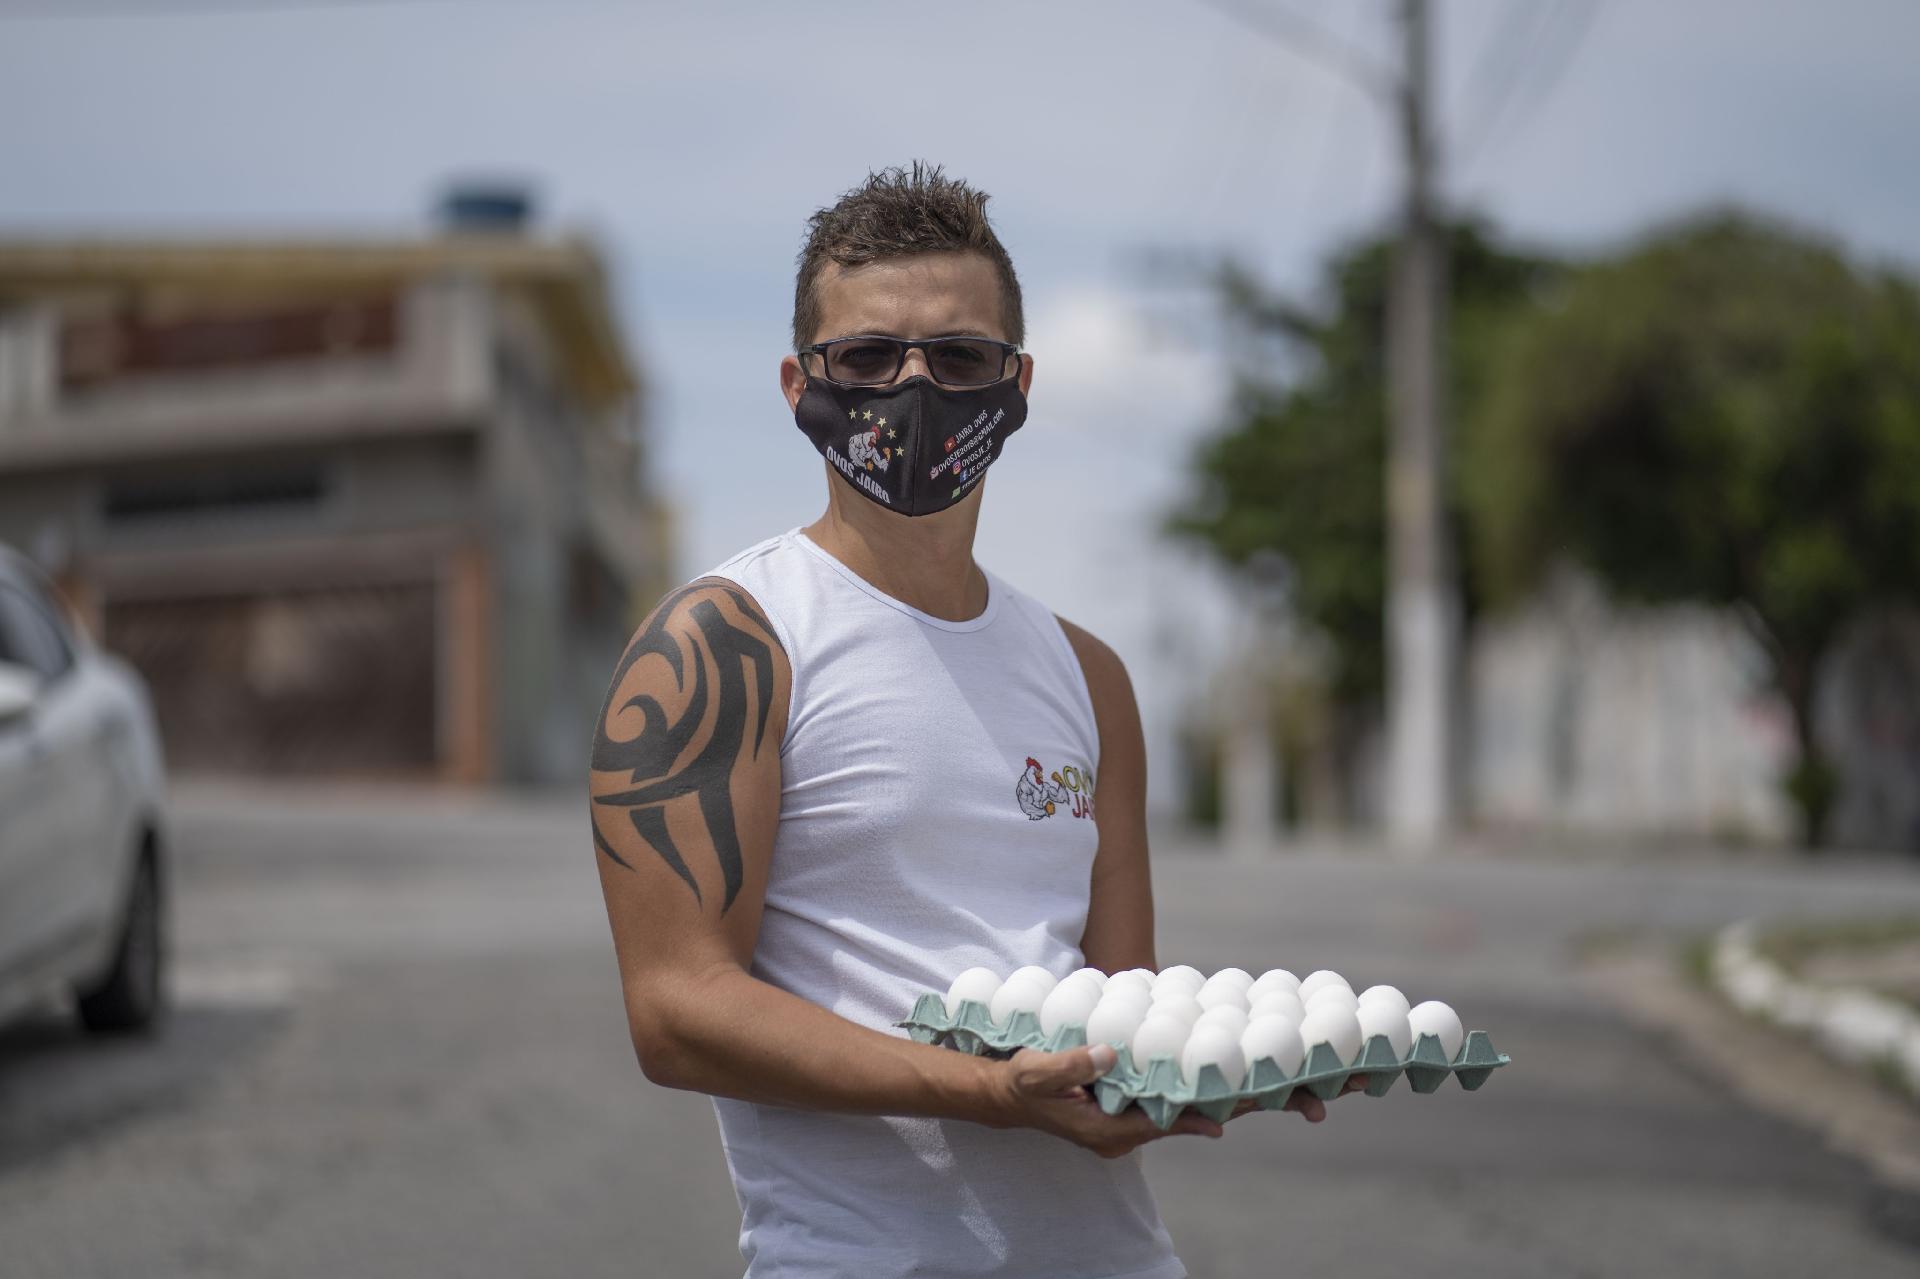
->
[169, 959, 321, 1011]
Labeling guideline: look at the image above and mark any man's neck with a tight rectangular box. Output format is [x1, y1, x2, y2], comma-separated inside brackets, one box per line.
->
[801, 475, 988, 623]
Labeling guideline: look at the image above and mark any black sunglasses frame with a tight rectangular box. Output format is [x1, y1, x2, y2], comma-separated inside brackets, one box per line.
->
[799, 334, 1023, 388]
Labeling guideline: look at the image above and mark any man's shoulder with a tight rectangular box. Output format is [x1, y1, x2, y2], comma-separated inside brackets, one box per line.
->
[704, 528, 798, 580]
[1049, 614, 1135, 725]
[624, 529, 802, 663]
[974, 567, 1127, 688]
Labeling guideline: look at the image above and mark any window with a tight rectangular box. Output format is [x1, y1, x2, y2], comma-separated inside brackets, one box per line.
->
[0, 582, 76, 682]
[103, 467, 325, 523]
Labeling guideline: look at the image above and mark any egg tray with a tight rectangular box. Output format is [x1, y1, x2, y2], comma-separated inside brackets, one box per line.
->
[896, 993, 1511, 1132]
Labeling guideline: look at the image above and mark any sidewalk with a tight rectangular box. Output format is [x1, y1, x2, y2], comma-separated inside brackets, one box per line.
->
[1582, 940, 1920, 1199]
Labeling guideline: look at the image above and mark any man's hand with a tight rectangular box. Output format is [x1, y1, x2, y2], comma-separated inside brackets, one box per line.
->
[992, 1043, 1223, 1158]
[989, 1045, 1374, 1155]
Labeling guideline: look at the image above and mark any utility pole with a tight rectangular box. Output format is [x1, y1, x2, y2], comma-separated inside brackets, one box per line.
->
[1192, 0, 1460, 852]
[1383, 0, 1456, 852]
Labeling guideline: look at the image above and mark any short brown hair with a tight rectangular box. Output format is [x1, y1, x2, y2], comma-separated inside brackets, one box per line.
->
[792, 162, 1025, 350]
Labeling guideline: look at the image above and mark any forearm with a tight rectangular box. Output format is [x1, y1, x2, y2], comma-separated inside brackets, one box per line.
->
[1079, 860, 1157, 973]
[1081, 938, 1156, 974]
[634, 967, 1011, 1127]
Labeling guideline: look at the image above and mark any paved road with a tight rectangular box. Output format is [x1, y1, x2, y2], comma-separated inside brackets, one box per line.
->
[3, 784, 1919, 1277]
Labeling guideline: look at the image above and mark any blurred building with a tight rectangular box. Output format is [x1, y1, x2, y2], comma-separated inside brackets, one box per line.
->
[1179, 565, 1920, 852]
[1469, 569, 1920, 851]
[1467, 569, 1797, 845]
[0, 200, 670, 785]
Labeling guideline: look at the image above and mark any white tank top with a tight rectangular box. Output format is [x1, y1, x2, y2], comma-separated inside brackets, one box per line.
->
[699, 528, 1184, 1279]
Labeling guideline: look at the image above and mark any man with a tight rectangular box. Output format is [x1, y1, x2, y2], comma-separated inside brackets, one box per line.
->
[589, 163, 1357, 1278]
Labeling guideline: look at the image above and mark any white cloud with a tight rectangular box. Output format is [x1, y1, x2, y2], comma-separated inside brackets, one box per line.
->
[1020, 285, 1223, 445]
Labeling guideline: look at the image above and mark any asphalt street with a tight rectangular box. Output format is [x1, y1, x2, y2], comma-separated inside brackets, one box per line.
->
[3, 783, 1919, 1278]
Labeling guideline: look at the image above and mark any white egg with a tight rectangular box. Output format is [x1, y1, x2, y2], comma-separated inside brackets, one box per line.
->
[1194, 1005, 1250, 1040]
[1195, 983, 1250, 1013]
[1085, 998, 1150, 1048]
[1248, 990, 1306, 1025]
[1053, 972, 1104, 1003]
[1305, 984, 1361, 1015]
[989, 976, 1049, 1025]
[1358, 986, 1411, 1024]
[1247, 1005, 1301, 1035]
[1039, 979, 1102, 1035]
[1180, 1025, 1248, 1088]
[1151, 976, 1206, 1004]
[1207, 967, 1255, 991]
[1120, 967, 1157, 982]
[1407, 1000, 1465, 1062]
[1297, 969, 1352, 1002]
[1157, 964, 1205, 986]
[1297, 1005, 1364, 1066]
[1356, 1000, 1413, 1058]
[1149, 993, 1205, 1027]
[1068, 967, 1110, 989]
[1358, 983, 1409, 1011]
[1248, 969, 1301, 1000]
[1129, 1013, 1190, 1063]
[1097, 985, 1153, 1013]
[1006, 965, 1060, 995]
[1240, 1016, 1307, 1076]
[944, 967, 1001, 1010]
[1104, 971, 1153, 1001]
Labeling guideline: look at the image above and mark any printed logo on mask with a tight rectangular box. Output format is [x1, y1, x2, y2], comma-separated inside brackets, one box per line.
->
[847, 423, 894, 472]
[928, 406, 1004, 483]
[823, 441, 891, 505]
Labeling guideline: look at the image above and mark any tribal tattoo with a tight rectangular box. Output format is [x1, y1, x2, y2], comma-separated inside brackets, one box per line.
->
[590, 581, 785, 912]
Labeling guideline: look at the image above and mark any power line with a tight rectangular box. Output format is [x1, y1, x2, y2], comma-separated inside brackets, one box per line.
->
[1515, 0, 1601, 118]
[1453, 0, 1601, 178]
[1188, 0, 1396, 103]
[1452, 0, 1555, 157]
[1292, 0, 1373, 240]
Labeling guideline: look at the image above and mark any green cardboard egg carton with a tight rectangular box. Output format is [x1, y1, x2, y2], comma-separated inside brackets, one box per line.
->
[895, 992, 1511, 1131]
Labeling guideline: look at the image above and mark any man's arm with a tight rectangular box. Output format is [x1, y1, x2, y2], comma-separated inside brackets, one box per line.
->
[592, 578, 983, 1114]
[1055, 615, 1369, 1123]
[1057, 617, 1157, 974]
[592, 580, 1221, 1152]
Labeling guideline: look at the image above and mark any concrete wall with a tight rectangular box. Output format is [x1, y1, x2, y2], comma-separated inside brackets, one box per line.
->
[2, 272, 657, 788]
[1820, 609, 1920, 851]
[1470, 569, 1814, 848]
[480, 286, 641, 786]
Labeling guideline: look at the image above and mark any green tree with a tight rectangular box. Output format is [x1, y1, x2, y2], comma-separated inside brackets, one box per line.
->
[1167, 221, 1559, 811]
[1464, 213, 1920, 847]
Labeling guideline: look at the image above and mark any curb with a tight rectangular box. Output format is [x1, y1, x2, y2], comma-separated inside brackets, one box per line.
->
[1581, 943, 1920, 1196]
[1709, 920, 1920, 1095]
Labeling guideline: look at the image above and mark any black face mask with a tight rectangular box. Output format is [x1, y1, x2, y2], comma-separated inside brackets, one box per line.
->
[793, 374, 1028, 517]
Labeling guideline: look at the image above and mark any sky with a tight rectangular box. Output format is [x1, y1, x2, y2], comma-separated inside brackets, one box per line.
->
[2, 0, 1916, 812]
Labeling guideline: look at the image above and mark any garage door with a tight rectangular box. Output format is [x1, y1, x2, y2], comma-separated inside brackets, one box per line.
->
[104, 584, 437, 777]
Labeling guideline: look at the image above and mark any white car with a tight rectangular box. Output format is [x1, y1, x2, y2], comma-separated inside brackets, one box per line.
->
[0, 547, 169, 1034]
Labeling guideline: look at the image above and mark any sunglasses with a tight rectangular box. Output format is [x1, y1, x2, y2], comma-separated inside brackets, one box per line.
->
[800, 334, 1021, 388]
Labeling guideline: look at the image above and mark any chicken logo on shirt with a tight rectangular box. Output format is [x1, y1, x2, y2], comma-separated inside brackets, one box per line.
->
[847, 426, 892, 472]
[1014, 756, 1095, 821]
